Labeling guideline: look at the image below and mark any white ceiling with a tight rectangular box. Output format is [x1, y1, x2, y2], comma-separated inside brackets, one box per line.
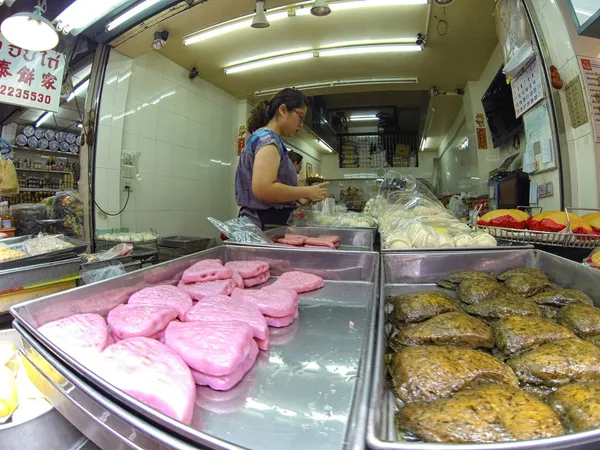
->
[114, 0, 498, 151]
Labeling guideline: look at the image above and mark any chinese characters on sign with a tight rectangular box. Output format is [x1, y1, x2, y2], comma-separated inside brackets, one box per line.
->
[0, 35, 65, 113]
[475, 113, 488, 150]
[579, 57, 600, 144]
[511, 58, 544, 118]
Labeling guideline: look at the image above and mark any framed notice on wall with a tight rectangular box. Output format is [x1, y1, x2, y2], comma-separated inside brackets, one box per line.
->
[579, 57, 600, 143]
[0, 35, 66, 113]
[511, 58, 545, 118]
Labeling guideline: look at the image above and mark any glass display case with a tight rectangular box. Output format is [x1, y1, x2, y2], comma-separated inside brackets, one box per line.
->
[566, 0, 600, 38]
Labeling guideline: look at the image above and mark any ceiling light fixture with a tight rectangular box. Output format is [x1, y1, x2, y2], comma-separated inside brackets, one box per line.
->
[225, 51, 314, 74]
[67, 78, 90, 102]
[36, 112, 53, 128]
[252, 0, 270, 28]
[420, 137, 428, 151]
[184, 0, 427, 44]
[53, 0, 129, 36]
[152, 30, 169, 49]
[311, 0, 331, 16]
[227, 47, 313, 67]
[319, 44, 422, 57]
[225, 43, 421, 74]
[106, 0, 160, 32]
[318, 140, 334, 152]
[1, 0, 59, 51]
[349, 115, 379, 121]
[254, 77, 418, 96]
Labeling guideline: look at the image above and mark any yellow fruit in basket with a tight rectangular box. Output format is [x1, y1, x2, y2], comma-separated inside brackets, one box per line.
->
[23, 352, 65, 387]
[583, 212, 600, 233]
[477, 209, 529, 229]
[592, 252, 600, 267]
[0, 342, 16, 366]
[0, 365, 18, 417]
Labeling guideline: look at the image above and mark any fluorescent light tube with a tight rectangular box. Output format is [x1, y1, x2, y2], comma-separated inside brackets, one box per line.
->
[319, 44, 421, 57]
[54, 0, 129, 35]
[420, 137, 428, 151]
[225, 51, 314, 74]
[227, 47, 313, 67]
[184, 0, 427, 44]
[349, 115, 379, 121]
[321, 38, 416, 48]
[36, 112, 53, 128]
[254, 77, 418, 96]
[319, 140, 334, 152]
[331, 0, 428, 10]
[67, 79, 89, 102]
[106, 0, 161, 31]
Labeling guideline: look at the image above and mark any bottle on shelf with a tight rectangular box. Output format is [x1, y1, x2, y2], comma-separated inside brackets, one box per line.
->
[1, 201, 12, 229]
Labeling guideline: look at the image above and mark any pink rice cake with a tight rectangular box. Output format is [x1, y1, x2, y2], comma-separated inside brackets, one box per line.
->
[38, 313, 110, 365]
[128, 285, 193, 321]
[265, 309, 299, 328]
[97, 337, 196, 424]
[230, 287, 298, 318]
[243, 270, 271, 288]
[185, 295, 268, 342]
[181, 259, 232, 284]
[266, 271, 325, 293]
[231, 271, 244, 289]
[304, 237, 338, 249]
[163, 320, 254, 375]
[191, 340, 259, 391]
[318, 235, 341, 243]
[107, 304, 178, 340]
[224, 261, 269, 279]
[277, 236, 305, 246]
[177, 279, 237, 301]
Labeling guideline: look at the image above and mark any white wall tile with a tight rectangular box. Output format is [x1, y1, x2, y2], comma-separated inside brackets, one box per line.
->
[109, 128, 123, 170]
[112, 91, 127, 130]
[185, 118, 200, 150]
[137, 136, 156, 175]
[134, 175, 155, 211]
[154, 142, 172, 177]
[95, 124, 111, 169]
[539, 1, 574, 69]
[172, 114, 187, 147]
[175, 88, 190, 118]
[106, 169, 121, 211]
[157, 109, 173, 143]
[128, 65, 146, 100]
[135, 211, 154, 232]
[123, 97, 141, 136]
[139, 103, 159, 140]
[160, 79, 177, 112]
[143, 70, 163, 103]
[170, 145, 187, 178]
[122, 132, 138, 152]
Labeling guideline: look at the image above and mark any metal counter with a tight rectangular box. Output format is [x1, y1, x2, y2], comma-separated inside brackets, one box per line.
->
[228, 226, 375, 251]
[368, 249, 600, 450]
[11, 245, 379, 450]
[1, 257, 81, 292]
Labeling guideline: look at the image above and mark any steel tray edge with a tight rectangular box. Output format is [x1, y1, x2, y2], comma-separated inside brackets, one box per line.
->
[366, 249, 600, 450]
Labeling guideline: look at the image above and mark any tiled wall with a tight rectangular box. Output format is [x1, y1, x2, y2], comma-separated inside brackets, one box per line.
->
[94, 50, 240, 239]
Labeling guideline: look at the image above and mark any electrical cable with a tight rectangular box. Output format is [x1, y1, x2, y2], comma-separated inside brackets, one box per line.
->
[434, 15, 448, 36]
[94, 188, 130, 216]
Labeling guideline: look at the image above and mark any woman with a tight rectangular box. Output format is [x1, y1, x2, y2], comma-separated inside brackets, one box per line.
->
[235, 88, 328, 230]
[288, 150, 306, 186]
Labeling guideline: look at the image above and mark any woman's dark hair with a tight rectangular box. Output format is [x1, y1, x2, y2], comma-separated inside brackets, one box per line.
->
[248, 88, 309, 133]
[288, 150, 303, 165]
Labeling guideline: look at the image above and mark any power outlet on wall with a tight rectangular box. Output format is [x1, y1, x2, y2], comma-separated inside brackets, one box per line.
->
[123, 179, 133, 192]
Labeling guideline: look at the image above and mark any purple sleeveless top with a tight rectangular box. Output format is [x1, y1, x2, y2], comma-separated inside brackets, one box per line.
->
[235, 128, 298, 211]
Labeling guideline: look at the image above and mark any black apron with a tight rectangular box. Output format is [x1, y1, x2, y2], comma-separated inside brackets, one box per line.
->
[239, 207, 294, 231]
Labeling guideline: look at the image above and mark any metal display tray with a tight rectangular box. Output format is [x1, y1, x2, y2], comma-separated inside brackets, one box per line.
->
[380, 240, 534, 253]
[11, 245, 380, 450]
[0, 235, 87, 271]
[2, 257, 81, 292]
[230, 226, 375, 251]
[368, 249, 600, 450]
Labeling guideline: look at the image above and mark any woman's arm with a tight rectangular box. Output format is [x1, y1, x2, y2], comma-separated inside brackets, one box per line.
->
[252, 145, 314, 203]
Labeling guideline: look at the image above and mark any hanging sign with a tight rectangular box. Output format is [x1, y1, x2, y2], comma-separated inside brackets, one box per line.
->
[475, 113, 488, 149]
[0, 35, 65, 113]
[237, 125, 246, 155]
[579, 57, 600, 143]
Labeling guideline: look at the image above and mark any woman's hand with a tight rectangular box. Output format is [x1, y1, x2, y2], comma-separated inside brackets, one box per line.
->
[305, 182, 329, 202]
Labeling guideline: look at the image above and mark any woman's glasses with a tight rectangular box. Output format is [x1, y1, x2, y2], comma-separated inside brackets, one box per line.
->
[293, 110, 306, 124]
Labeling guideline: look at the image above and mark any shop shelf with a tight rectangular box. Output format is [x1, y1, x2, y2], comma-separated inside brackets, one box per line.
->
[12, 147, 79, 158]
[16, 168, 73, 174]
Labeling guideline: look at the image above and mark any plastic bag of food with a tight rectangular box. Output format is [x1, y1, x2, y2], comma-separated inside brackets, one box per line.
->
[208, 216, 273, 244]
[21, 234, 74, 256]
[52, 191, 84, 238]
[0, 159, 18, 195]
[80, 262, 127, 284]
[83, 243, 133, 264]
[10, 203, 47, 236]
[584, 248, 600, 270]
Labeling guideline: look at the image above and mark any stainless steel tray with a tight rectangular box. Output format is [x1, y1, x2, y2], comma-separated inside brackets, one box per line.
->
[11, 245, 379, 450]
[0, 236, 87, 271]
[229, 226, 375, 251]
[1, 257, 81, 292]
[368, 249, 600, 450]
[0, 329, 97, 450]
[380, 241, 534, 253]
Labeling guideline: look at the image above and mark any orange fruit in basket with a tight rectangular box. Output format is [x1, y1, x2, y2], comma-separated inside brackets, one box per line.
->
[583, 212, 600, 233]
[477, 209, 530, 229]
[529, 211, 596, 235]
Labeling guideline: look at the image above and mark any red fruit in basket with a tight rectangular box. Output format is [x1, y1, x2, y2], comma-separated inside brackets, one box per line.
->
[477, 209, 530, 229]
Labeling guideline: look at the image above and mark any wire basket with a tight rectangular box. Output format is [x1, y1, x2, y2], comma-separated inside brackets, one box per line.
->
[94, 228, 159, 253]
[476, 208, 600, 249]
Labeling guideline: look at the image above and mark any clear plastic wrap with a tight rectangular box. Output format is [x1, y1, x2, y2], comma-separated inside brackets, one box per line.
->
[10, 203, 48, 236]
[288, 209, 376, 228]
[21, 235, 74, 256]
[376, 173, 496, 249]
[208, 216, 273, 244]
[80, 262, 127, 284]
[52, 191, 84, 238]
[83, 243, 133, 264]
